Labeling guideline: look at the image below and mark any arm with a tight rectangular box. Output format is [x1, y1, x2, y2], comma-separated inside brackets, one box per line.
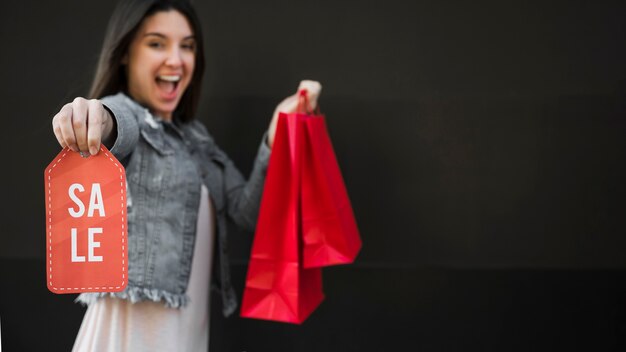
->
[100, 94, 140, 161]
[222, 80, 321, 230]
[222, 136, 272, 231]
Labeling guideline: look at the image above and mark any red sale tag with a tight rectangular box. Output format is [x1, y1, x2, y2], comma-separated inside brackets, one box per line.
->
[44, 146, 128, 294]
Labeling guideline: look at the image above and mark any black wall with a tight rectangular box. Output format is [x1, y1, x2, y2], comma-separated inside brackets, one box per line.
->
[1, 0, 625, 351]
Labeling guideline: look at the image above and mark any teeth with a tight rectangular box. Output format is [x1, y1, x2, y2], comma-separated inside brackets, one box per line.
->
[158, 75, 180, 82]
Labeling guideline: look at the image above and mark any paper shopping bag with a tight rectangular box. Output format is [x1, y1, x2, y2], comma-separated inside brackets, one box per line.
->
[301, 114, 362, 268]
[240, 112, 324, 324]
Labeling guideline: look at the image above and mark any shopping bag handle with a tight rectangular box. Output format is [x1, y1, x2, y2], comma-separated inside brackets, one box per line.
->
[297, 89, 321, 115]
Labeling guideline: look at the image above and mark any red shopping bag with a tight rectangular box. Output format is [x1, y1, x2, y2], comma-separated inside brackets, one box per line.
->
[240, 110, 324, 324]
[301, 106, 362, 268]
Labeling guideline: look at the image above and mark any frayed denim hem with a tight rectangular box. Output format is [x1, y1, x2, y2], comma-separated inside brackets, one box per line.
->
[74, 287, 190, 308]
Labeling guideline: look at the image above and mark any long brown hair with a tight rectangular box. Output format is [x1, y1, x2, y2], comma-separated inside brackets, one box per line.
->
[89, 0, 205, 121]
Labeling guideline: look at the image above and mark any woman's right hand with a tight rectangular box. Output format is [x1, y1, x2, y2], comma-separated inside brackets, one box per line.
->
[52, 97, 115, 156]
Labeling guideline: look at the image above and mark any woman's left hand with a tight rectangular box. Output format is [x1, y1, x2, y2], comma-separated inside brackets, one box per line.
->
[267, 80, 322, 149]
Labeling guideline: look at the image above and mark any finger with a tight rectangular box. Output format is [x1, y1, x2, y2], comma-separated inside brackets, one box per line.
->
[87, 100, 103, 155]
[52, 108, 69, 148]
[71, 97, 90, 153]
[57, 104, 78, 152]
[52, 123, 65, 148]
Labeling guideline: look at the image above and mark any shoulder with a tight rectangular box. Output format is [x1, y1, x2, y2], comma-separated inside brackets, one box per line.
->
[101, 92, 146, 116]
[100, 92, 129, 106]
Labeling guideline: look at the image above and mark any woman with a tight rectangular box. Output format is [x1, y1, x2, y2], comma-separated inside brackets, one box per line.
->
[51, 0, 321, 350]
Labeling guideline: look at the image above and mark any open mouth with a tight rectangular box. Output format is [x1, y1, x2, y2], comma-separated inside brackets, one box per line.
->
[156, 74, 180, 95]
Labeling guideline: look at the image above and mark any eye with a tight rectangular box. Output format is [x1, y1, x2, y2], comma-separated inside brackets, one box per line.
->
[181, 41, 196, 52]
[148, 41, 164, 49]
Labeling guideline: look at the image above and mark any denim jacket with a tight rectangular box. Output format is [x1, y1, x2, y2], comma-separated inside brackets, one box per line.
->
[76, 93, 270, 317]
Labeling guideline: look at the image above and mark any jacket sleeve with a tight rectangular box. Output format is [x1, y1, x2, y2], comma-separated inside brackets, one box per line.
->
[223, 135, 271, 231]
[100, 93, 141, 161]
[194, 119, 271, 232]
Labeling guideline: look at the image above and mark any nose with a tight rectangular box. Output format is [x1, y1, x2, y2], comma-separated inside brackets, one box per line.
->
[164, 47, 182, 67]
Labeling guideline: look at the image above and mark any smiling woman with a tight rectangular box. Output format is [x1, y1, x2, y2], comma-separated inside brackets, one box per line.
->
[123, 10, 196, 120]
[49, 0, 321, 351]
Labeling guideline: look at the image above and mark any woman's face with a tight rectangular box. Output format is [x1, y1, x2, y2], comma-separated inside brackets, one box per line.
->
[124, 10, 196, 120]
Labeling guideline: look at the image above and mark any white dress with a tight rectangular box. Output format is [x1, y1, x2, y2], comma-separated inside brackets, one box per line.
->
[72, 185, 215, 352]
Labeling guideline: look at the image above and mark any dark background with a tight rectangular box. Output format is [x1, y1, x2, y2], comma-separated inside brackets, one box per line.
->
[1, 0, 626, 350]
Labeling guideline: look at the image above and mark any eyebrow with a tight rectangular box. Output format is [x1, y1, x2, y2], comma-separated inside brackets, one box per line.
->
[144, 32, 195, 40]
